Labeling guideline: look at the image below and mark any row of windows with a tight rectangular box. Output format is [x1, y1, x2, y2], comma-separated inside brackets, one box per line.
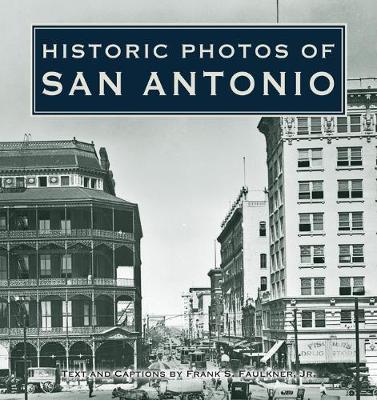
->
[0, 217, 71, 231]
[0, 254, 73, 278]
[299, 212, 363, 232]
[300, 244, 364, 265]
[296, 115, 368, 135]
[300, 276, 365, 296]
[298, 179, 363, 200]
[301, 308, 365, 328]
[0, 175, 101, 190]
[297, 147, 365, 169]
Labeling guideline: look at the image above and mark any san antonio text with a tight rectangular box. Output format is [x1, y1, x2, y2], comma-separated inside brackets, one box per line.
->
[41, 70, 335, 97]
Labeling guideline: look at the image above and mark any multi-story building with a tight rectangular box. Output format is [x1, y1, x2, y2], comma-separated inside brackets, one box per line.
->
[182, 288, 210, 341]
[0, 139, 142, 375]
[207, 268, 223, 339]
[217, 187, 269, 339]
[257, 78, 377, 377]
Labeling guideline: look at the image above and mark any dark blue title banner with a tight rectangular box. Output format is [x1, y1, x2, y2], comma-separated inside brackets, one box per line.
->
[32, 25, 346, 115]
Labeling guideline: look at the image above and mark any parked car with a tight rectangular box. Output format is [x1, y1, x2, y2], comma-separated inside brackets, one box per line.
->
[346, 378, 377, 396]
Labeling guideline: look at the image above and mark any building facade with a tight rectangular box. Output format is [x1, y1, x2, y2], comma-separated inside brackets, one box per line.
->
[207, 268, 223, 339]
[257, 78, 377, 377]
[0, 139, 142, 375]
[217, 187, 269, 339]
[182, 288, 210, 342]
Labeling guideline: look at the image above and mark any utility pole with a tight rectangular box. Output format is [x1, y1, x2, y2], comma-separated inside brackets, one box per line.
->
[355, 298, 361, 400]
[293, 308, 300, 384]
[23, 312, 28, 400]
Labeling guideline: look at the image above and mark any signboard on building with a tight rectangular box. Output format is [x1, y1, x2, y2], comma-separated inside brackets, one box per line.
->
[298, 339, 365, 364]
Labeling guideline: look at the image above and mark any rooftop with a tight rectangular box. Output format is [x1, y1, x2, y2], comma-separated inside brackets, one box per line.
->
[0, 187, 135, 207]
[0, 139, 103, 172]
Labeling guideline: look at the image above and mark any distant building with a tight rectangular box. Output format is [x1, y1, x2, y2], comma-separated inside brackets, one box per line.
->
[182, 287, 210, 341]
[0, 139, 142, 374]
[207, 268, 223, 339]
[257, 79, 377, 376]
[217, 187, 269, 338]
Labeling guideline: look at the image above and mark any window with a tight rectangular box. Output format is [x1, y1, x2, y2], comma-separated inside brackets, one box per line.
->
[302, 311, 313, 328]
[38, 176, 47, 187]
[300, 245, 325, 265]
[337, 147, 362, 167]
[259, 221, 267, 236]
[62, 254, 72, 276]
[15, 177, 25, 188]
[339, 244, 364, 264]
[0, 255, 7, 280]
[297, 117, 322, 135]
[84, 177, 89, 188]
[17, 255, 29, 278]
[339, 276, 365, 295]
[299, 213, 323, 232]
[298, 181, 323, 200]
[41, 301, 51, 330]
[341, 309, 365, 324]
[39, 219, 50, 234]
[15, 215, 28, 230]
[298, 148, 323, 168]
[0, 215, 6, 231]
[338, 212, 363, 231]
[338, 180, 363, 199]
[40, 255, 51, 277]
[260, 276, 267, 291]
[260, 253, 267, 269]
[300, 277, 325, 295]
[83, 303, 90, 326]
[61, 219, 71, 234]
[336, 115, 361, 133]
[63, 300, 72, 329]
[315, 310, 326, 327]
[91, 179, 97, 189]
[350, 115, 361, 132]
[61, 176, 70, 186]
[337, 116, 348, 133]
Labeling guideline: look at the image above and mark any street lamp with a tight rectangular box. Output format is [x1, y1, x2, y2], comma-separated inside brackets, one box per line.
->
[12, 296, 30, 400]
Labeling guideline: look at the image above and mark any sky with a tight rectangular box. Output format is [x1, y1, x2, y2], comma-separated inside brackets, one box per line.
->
[0, 0, 376, 322]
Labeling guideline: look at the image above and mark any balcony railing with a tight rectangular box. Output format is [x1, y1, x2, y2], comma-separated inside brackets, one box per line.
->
[1, 277, 134, 288]
[0, 229, 134, 241]
[0, 324, 136, 337]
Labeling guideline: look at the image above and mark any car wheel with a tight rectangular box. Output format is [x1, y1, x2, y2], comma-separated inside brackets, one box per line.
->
[27, 384, 36, 393]
[373, 389, 377, 396]
[347, 389, 355, 396]
[42, 381, 55, 393]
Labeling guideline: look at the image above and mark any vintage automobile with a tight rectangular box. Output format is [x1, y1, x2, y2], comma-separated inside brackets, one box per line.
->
[231, 381, 255, 400]
[159, 378, 204, 400]
[346, 380, 377, 396]
[266, 385, 305, 400]
[27, 367, 61, 393]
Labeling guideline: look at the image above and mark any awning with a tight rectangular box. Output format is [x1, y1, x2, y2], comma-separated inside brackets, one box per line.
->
[234, 339, 249, 348]
[260, 340, 284, 363]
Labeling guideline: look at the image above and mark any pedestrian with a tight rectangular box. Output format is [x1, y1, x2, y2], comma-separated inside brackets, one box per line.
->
[216, 377, 222, 390]
[87, 375, 94, 398]
[227, 376, 233, 392]
[320, 382, 327, 399]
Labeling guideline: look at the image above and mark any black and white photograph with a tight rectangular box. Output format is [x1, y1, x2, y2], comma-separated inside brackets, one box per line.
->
[0, 1, 376, 399]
